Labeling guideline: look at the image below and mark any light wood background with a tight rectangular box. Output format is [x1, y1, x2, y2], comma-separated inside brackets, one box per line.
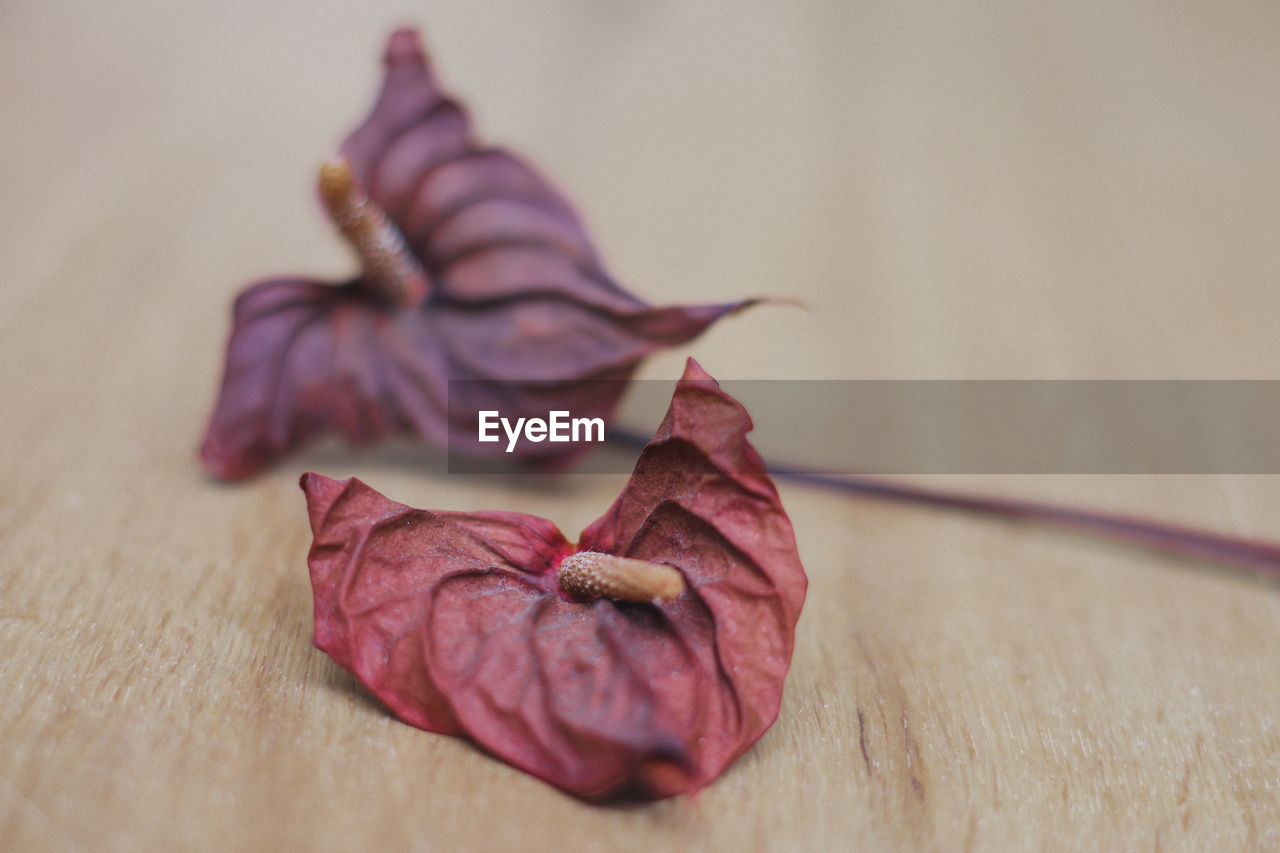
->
[3, 1, 1280, 850]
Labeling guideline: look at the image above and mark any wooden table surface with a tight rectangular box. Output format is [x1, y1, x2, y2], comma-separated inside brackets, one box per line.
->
[3, 1, 1279, 850]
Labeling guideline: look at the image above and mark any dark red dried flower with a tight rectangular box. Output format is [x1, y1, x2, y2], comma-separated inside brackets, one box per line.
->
[201, 29, 752, 480]
[301, 360, 807, 801]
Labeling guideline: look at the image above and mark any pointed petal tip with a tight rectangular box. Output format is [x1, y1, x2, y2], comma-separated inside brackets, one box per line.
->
[633, 755, 697, 801]
[300, 470, 341, 496]
[679, 357, 716, 385]
[199, 435, 254, 483]
[384, 27, 426, 67]
[765, 295, 806, 311]
[300, 472, 353, 531]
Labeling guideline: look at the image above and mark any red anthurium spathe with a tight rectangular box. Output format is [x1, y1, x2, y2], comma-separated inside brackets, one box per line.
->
[201, 29, 752, 480]
[301, 360, 807, 801]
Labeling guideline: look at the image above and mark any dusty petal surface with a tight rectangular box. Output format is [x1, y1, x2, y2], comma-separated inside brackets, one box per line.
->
[302, 360, 807, 801]
[200, 28, 750, 481]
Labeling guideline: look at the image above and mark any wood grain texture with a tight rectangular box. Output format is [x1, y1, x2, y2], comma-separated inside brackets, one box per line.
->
[3, 1, 1279, 850]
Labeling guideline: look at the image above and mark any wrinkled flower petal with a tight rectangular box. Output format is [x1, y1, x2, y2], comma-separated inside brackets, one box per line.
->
[302, 360, 807, 800]
[201, 29, 751, 481]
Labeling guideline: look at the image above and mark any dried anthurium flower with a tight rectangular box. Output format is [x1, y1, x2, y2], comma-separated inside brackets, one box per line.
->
[199, 28, 752, 481]
[301, 360, 807, 801]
